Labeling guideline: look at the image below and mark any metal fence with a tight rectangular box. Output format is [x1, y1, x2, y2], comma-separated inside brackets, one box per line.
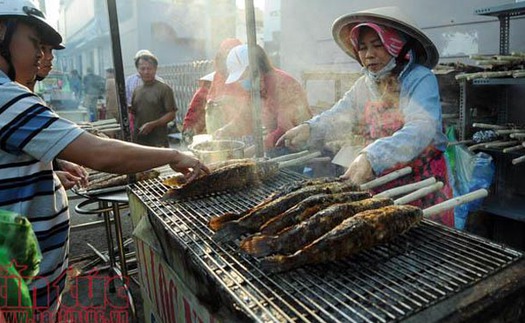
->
[157, 60, 214, 128]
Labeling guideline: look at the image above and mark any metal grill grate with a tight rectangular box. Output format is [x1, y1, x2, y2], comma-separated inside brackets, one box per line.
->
[130, 171, 523, 322]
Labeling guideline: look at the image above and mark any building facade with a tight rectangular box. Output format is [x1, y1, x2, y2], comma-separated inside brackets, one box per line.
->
[56, 0, 238, 77]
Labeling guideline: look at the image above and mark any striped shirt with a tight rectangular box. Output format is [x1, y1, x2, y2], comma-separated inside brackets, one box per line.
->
[0, 71, 84, 314]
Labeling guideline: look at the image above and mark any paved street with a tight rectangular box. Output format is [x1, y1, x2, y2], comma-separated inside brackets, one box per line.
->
[64, 193, 144, 322]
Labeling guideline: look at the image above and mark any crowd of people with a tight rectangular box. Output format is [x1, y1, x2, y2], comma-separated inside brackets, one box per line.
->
[0, 0, 454, 320]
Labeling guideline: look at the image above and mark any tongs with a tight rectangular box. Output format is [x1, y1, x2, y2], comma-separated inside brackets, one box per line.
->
[268, 150, 323, 169]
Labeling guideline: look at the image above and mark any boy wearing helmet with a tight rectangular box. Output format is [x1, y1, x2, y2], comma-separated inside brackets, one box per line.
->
[0, 1, 208, 319]
[15, 40, 90, 191]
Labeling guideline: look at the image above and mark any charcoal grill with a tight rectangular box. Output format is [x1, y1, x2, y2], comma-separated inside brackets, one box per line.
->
[129, 170, 525, 322]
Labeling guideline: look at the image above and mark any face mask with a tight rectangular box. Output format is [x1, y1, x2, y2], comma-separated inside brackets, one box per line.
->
[240, 79, 252, 90]
[362, 57, 397, 82]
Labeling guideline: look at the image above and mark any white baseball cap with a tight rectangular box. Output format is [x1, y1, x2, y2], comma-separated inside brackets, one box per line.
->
[199, 72, 215, 82]
[225, 44, 249, 84]
[134, 49, 154, 59]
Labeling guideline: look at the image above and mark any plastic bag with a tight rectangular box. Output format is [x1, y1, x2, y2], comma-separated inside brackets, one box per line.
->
[446, 127, 495, 229]
[0, 209, 42, 320]
[0, 210, 42, 280]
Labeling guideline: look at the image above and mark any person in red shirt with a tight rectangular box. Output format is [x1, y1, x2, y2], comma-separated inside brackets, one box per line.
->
[216, 44, 312, 155]
[204, 38, 246, 135]
[182, 72, 214, 143]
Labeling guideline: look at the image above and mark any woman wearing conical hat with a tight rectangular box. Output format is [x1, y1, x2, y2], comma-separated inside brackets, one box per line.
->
[278, 7, 453, 227]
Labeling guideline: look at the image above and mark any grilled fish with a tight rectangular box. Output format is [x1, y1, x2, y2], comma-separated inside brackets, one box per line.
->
[87, 170, 160, 191]
[163, 160, 278, 200]
[242, 197, 393, 257]
[259, 205, 423, 273]
[208, 177, 359, 231]
[260, 191, 372, 235]
[212, 181, 359, 242]
[266, 177, 345, 200]
[207, 158, 254, 171]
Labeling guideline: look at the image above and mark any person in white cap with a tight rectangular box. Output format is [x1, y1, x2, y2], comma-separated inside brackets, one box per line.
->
[0, 1, 208, 319]
[217, 44, 312, 155]
[203, 38, 245, 135]
[182, 71, 215, 143]
[277, 7, 453, 227]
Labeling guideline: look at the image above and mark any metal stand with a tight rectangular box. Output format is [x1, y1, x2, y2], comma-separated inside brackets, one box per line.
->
[73, 194, 136, 319]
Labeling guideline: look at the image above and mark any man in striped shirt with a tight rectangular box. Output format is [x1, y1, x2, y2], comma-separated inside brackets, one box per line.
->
[0, 1, 209, 320]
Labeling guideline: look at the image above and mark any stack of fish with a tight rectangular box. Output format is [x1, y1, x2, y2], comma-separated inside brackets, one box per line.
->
[208, 178, 423, 273]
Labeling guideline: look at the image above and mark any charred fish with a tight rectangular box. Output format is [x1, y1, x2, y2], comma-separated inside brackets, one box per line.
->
[212, 181, 360, 242]
[163, 160, 278, 200]
[259, 204, 423, 273]
[242, 197, 393, 257]
[266, 177, 345, 200]
[260, 191, 372, 235]
[209, 179, 357, 231]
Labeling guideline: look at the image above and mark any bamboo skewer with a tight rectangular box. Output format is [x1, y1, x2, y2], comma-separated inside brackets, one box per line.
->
[510, 133, 525, 139]
[494, 129, 525, 135]
[468, 141, 501, 151]
[359, 167, 412, 191]
[269, 150, 310, 163]
[394, 182, 444, 205]
[512, 155, 525, 165]
[423, 189, 488, 218]
[484, 141, 519, 148]
[448, 140, 474, 146]
[277, 151, 322, 169]
[503, 145, 525, 153]
[472, 123, 507, 130]
[455, 71, 514, 81]
[375, 177, 436, 198]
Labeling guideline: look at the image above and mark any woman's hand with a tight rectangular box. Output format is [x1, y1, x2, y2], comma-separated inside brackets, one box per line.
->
[340, 153, 374, 185]
[275, 123, 310, 151]
[169, 152, 210, 183]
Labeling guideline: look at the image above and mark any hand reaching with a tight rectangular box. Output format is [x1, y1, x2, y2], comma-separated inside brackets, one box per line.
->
[56, 159, 89, 187]
[56, 171, 82, 190]
[169, 152, 210, 183]
[340, 153, 374, 185]
[275, 123, 310, 151]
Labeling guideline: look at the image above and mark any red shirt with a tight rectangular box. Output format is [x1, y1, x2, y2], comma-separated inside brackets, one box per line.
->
[227, 69, 312, 148]
[182, 86, 209, 134]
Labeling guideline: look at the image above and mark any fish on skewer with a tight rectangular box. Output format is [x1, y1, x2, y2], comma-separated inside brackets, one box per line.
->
[259, 191, 372, 235]
[209, 167, 411, 231]
[211, 181, 360, 242]
[259, 204, 423, 273]
[266, 177, 343, 200]
[208, 179, 359, 231]
[162, 159, 278, 200]
[86, 170, 160, 191]
[241, 197, 393, 257]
